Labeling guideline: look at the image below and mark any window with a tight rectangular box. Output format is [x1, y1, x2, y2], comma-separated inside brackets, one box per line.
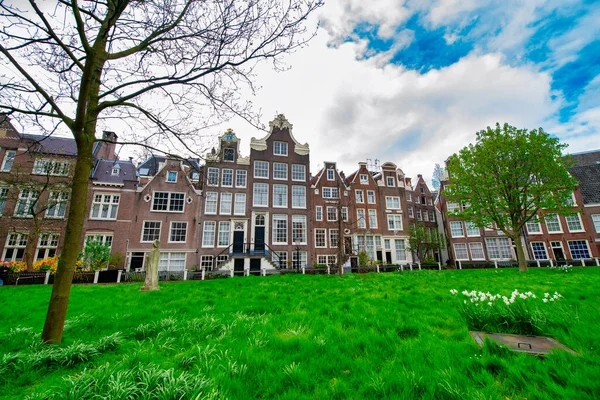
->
[3, 233, 27, 261]
[526, 218, 542, 234]
[415, 196, 420, 204]
[329, 229, 339, 248]
[221, 169, 233, 187]
[216, 255, 229, 269]
[386, 176, 395, 187]
[568, 240, 590, 259]
[274, 141, 288, 156]
[430, 211, 435, 222]
[454, 243, 469, 260]
[46, 192, 68, 218]
[35, 233, 59, 261]
[385, 196, 400, 209]
[465, 222, 480, 237]
[367, 190, 375, 204]
[223, 148, 235, 161]
[450, 221, 464, 237]
[545, 214, 562, 233]
[327, 206, 338, 222]
[273, 162, 288, 180]
[152, 192, 184, 212]
[531, 242, 548, 260]
[341, 207, 348, 222]
[315, 206, 323, 221]
[236, 170, 247, 188]
[1, 150, 16, 172]
[111, 167, 120, 176]
[202, 221, 216, 247]
[315, 229, 326, 247]
[387, 215, 402, 230]
[291, 186, 306, 208]
[32, 159, 70, 176]
[159, 252, 186, 271]
[234, 193, 246, 215]
[368, 209, 378, 229]
[166, 171, 177, 183]
[355, 190, 364, 203]
[360, 174, 368, 184]
[200, 255, 214, 270]
[292, 164, 306, 181]
[408, 206, 413, 218]
[169, 222, 187, 243]
[292, 216, 307, 244]
[566, 192, 576, 206]
[565, 214, 583, 232]
[469, 243, 485, 260]
[218, 222, 230, 247]
[485, 237, 513, 259]
[90, 194, 119, 220]
[219, 193, 232, 215]
[416, 210, 422, 221]
[593, 215, 600, 233]
[447, 202, 460, 213]
[273, 184, 288, 208]
[14, 190, 38, 217]
[0, 187, 8, 215]
[142, 221, 161, 242]
[204, 192, 217, 214]
[85, 234, 113, 248]
[423, 211, 429, 221]
[292, 251, 307, 269]
[322, 187, 339, 199]
[357, 209, 366, 228]
[207, 168, 219, 186]
[254, 161, 269, 178]
[253, 183, 268, 206]
[394, 239, 406, 260]
[384, 239, 391, 250]
[406, 192, 412, 202]
[273, 215, 288, 244]
[275, 252, 288, 269]
[327, 169, 335, 181]
[318, 255, 337, 267]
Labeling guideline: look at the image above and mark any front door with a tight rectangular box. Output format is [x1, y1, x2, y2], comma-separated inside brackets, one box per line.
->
[233, 231, 244, 254]
[385, 251, 392, 264]
[254, 227, 265, 253]
[234, 259, 245, 275]
[130, 252, 145, 271]
[250, 258, 261, 274]
[376, 250, 383, 263]
[551, 241, 565, 260]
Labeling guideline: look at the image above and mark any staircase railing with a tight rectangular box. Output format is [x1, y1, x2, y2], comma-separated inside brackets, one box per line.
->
[213, 244, 233, 271]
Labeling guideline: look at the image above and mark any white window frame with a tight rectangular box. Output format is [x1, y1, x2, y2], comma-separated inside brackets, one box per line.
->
[454, 243, 469, 261]
[408, 206, 413, 218]
[151, 192, 185, 213]
[204, 192, 218, 214]
[386, 176, 395, 187]
[291, 164, 306, 182]
[341, 207, 348, 222]
[207, 167, 219, 186]
[327, 169, 335, 181]
[46, 191, 68, 219]
[367, 190, 376, 204]
[14, 190, 38, 218]
[568, 240, 591, 259]
[1, 150, 16, 172]
[327, 206, 337, 222]
[355, 190, 364, 204]
[530, 242, 549, 260]
[141, 221, 161, 243]
[329, 229, 339, 248]
[273, 162, 288, 180]
[36, 233, 59, 261]
[0, 187, 8, 216]
[315, 228, 327, 248]
[254, 160, 269, 179]
[2, 233, 27, 261]
[292, 215, 307, 244]
[468, 242, 485, 260]
[272, 214, 288, 244]
[385, 196, 400, 210]
[291, 185, 306, 209]
[221, 169, 233, 187]
[368, 209, 378, 229]
[90, 193, 120, 220]
[217, 221, 231, 247]
[357, 209, 366, 229]
[360, 174, 368, 184]
[526, 218, 542, 234]
[387, 214, 402, 231]
[465, 221, 480, 237]
[235, 170, 247, 188]
[202, 221, 216, 247]
[315, 205, 323, 221]
[273, 184, 288, 208]
[219, 192, 232, 215]
[322, 187, 339, 199]
[545, 214, 562, 233]
[166, 171, 177, 183]
[234, 193, 246, 216]
[168, 221, 188, 243]
[450, 221, 464, 238]
[565, 214, 584, 233]
[32, 159, 70, 176]
[253, 183, 269, 207]
[274, 141, 288, 156]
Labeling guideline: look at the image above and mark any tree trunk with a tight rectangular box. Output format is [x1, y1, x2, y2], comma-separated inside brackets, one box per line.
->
[514, 232, 528, 272]
[41, 140, 94, 343]
[338, 206, 343, 277]
[24, 231, 39, 272]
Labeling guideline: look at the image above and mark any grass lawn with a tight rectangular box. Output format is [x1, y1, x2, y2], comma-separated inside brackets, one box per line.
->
[1, 267, 599, 399]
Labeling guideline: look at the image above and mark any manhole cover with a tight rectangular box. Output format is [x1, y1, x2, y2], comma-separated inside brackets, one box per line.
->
[470, 331, 577, 355]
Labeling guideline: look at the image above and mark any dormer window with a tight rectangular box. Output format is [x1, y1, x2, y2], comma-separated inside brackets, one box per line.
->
[327, 169, 335, 181]
[111, 167, 120, 176]
[274, 141, 288, 156]
[166, 171, 177, 183]
[360, 174, 368, 184]
[386, 176, 395, 187]
[223, 148, 234, 161]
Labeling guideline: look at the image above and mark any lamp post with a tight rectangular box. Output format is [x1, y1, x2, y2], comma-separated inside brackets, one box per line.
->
[294, 237, 301, 271]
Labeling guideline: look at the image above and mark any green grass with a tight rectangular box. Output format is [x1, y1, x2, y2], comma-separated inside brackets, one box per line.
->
[1, 268, 599, 399]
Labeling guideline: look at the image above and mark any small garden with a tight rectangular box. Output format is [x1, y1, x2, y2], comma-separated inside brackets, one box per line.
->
[1, 267, 599, 399]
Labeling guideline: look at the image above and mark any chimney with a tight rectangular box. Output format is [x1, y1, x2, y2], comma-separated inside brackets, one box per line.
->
[97, 131, 118, 160]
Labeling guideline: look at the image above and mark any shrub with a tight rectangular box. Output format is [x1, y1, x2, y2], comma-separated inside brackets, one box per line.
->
[33, 256, 59, 273]
[358, 251, 369, 268]
[1, 260, 27, 273]
[79, 240, 111, 271]
[109, 252, 125, 269]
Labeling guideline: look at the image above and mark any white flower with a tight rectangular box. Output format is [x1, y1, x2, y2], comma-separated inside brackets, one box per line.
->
[488, 302, 493, 306]
[543, 299, 548, 303]
[450, 289, 458, 295]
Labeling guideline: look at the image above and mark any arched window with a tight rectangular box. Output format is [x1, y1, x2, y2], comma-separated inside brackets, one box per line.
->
[255, 215, 265, 226]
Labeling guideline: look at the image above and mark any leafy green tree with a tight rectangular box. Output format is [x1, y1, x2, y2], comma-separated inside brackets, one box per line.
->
[407, 224, 445, 263]
[0, 0, 321, 343]
[446, 123, 577, 272]
[80, 240, 111, 271]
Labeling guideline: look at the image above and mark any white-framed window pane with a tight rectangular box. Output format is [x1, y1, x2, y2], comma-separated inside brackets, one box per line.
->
[292, 185, 306, 208]
[387, 215, 402, 230]
[367, 191, 375, 204]
[202, 221, 216, 247]
[357, 209, 366, 228]
[236, 170, 247, 188]
[46, 191, 68, 218]
[465, 222, 479, 237]
[360, 174, 368, 184]
[36, 233, 59, 261]
[327, 206, 337, 221]
[526, 219, 542, 234]
[447, 202, 460, 213]
[218, 222, 231, 247]
[166, 171, 177, 182]
[234, 193, 246, 215]
[385, 197, 400, 209]
[315, 206, 323, 221]
[565, 215, 583, 232]
[3, 233, 27, 261]
[273, 215, 288, 243]
[142, 221, 161, 242]
[322, 187, 339, 199]
[450, 221, 464, 237]
[1, 150, 16, 172]
[0, 187, 8, 216]
[273, 162, 288, 180]
[221, 169, 233, 187]
[394, 239, 406, 260]
[220, 193, 232, 215]
[274, 141, 288, 156]
[273, 184, 288, 207]
[292, 215, 307, 243]
[158, 252, 186, 272]
[329, 229, 339, 248]
[454, 243, 469, 260]
[292, 164, 306, 181]
[327, 169, 335, 181]
[32, 159, 70, 176]
[207, 168, 219, 186]
[355, 190, 364, 203]
[315, 229, 326, 247]
[169, 222, 187, 242]
[341, 207, 348, 222]
[531, 242, 548, 260]
[408, 206, 413, 218]
[292, 251, 307, 268]
[275, 251, 288, 269]
[253, 183, 268, 206]
[546, 214, 562, 233]
[15, 190, 39, 217]
[368, 209, 378, 229]
[200, 255, 214, 270]
[568, 240, 590, 259]
[254, 161, 269, 178]
[469, 242, 485, 260]
[205, 192, 218, 214]
[592, 214, 600, 233]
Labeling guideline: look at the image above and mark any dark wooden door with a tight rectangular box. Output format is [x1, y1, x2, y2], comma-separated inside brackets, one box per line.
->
[250, 258, 261, 273]
[234, 259, 245, 274]
[254, 227, 265, 253]
[233, 231, 244, 254]
[385, 251, 392, 264]
[376, 250, 383, 262]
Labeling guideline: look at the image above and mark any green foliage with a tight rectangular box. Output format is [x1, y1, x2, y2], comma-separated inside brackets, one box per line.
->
[79, 240, 111, 271]
[357, 251, 370, 267]
[1, 268, 599, 399]
[312, 262, 327, 269]
[408, 224, 445, 262]
[108, 252, 125, 269]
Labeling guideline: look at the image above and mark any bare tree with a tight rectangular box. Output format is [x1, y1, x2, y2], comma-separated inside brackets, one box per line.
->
[0, 0, 322, 343]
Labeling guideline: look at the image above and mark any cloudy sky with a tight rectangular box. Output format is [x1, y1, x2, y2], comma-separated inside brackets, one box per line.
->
[210, 0, 599, 186]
